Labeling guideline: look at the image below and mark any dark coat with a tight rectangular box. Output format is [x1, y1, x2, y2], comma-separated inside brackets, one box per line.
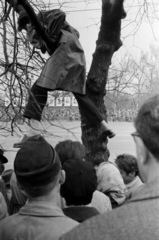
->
[63, 206, 99, 223]
[36, 29, 86, 94]
[27, 9, 86, 95]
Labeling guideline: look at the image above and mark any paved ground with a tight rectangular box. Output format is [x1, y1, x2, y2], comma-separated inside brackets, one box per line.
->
[0, 121, 136, 169]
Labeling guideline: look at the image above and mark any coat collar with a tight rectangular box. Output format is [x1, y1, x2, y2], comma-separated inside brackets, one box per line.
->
[126, 176, 141, 189]
[19, 200, 65, 217]
[127, 176, 159, 203]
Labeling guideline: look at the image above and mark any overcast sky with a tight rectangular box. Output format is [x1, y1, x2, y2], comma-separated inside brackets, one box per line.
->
[51, 0, 159, 70]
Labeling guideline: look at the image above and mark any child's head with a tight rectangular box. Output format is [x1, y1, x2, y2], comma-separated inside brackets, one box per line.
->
[115, 154, 139, 184]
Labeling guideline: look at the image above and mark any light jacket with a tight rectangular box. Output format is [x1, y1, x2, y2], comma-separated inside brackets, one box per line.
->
[96, 161, 127, 205]
[125, 176, 144, 200]
[0, 200, 78, 240]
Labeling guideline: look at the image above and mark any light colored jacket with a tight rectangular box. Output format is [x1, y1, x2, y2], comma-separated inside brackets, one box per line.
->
[125, 176, 144, 200]
[91, 190, 112, 213]
[0, 200, 78, 240]
[96, 162, 126, 205]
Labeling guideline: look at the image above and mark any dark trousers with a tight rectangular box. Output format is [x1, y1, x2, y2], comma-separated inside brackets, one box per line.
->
[23, 82, 103, 126]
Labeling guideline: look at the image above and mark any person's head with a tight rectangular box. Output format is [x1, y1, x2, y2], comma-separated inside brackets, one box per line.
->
[115, 154, 139, 184]
[60, 158, 97, 206]
[55, 140, 86, 165]
[14, 135, 65, 198]
[133, 95, 159, 183]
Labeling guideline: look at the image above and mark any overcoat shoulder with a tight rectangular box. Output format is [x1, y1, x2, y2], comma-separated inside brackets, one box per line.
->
[37, 29, 86, 94]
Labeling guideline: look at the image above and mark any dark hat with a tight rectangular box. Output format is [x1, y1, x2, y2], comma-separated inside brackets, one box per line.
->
[61, 158, 97, 206]
[14, 135, 61, 187]
[2, 169, 13, 186]
[0, 149, 8, 164]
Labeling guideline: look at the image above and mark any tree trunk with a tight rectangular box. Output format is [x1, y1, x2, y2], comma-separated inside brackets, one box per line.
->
[80, 0, 126, 165]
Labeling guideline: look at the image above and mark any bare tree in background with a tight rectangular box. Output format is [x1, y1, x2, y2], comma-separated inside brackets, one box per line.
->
[106, 45, 159, 111]
[0, 0, 47, 136]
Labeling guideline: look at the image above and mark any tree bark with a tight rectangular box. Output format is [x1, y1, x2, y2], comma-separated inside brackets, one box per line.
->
[80, 0, 126, 165]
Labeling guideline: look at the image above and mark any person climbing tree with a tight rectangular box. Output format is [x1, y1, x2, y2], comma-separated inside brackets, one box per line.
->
[7, 1, 115, 148]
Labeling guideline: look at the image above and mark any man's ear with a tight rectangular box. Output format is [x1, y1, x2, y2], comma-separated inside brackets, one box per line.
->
[59, 170, 65, 185]
[135, 137, 149, 165]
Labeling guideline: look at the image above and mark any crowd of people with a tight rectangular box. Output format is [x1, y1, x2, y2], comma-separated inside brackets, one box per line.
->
[43, 107, 81, 121]
[2, 106, 138, 123]
[0, 94, 159, 239]
[107, 108, 138, 122]
[44, 107, 138, 122]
